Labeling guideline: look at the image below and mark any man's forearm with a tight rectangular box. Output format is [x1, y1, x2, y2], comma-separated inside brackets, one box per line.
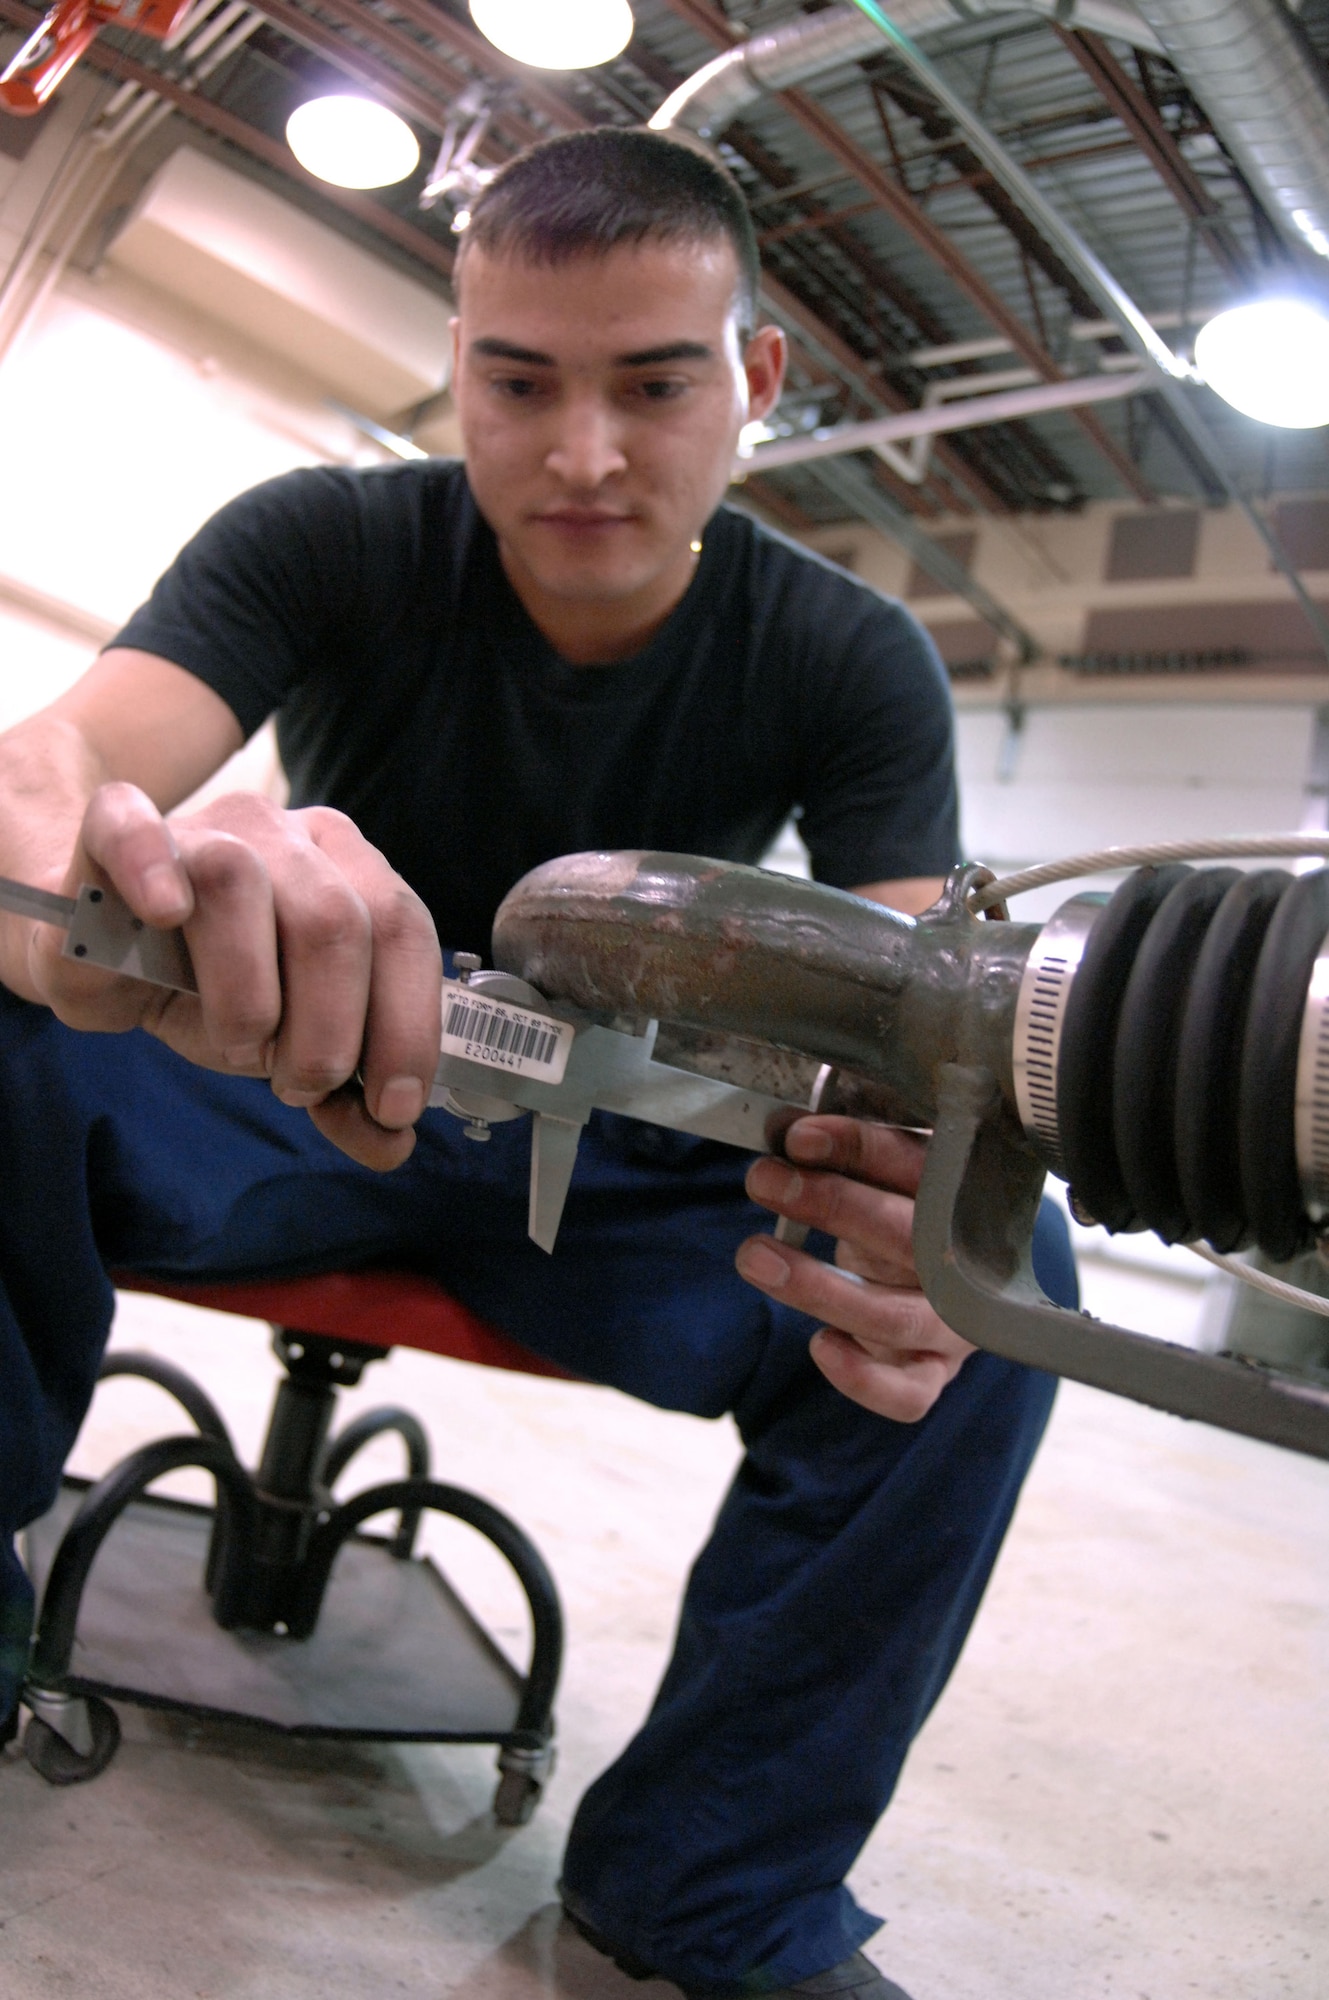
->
[0, 714, 108, 1002]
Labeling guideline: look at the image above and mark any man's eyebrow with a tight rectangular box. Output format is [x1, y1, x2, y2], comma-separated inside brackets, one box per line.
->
[616, 342, 715, 365]
[470, 338, 718, 367]
[470, 338, 556, 364]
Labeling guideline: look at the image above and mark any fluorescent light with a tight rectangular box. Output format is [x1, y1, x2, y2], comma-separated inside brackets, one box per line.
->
[469, 0, 634, 70]
[1194, 298, 1329, 429]
[286, 96, 420, 190]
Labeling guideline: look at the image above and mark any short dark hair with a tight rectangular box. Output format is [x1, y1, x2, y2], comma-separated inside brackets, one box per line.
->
[456, 127, 760, 337]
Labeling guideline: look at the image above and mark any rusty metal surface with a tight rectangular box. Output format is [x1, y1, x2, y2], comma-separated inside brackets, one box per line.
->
[493, 852, 1040, 1130]
[650, 1024, 919, 1131]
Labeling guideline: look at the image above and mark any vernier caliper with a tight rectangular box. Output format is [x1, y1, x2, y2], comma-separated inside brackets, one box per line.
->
[0, 875, 819, 1253]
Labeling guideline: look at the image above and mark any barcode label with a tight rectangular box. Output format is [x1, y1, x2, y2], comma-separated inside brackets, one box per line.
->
[441, 991, 574, 1083]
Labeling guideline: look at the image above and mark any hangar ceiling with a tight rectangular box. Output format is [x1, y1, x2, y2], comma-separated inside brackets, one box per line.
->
[1, 0, 1328, 535]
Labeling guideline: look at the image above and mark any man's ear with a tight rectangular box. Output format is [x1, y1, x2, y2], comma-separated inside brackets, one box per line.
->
[744, 325, 786, 425]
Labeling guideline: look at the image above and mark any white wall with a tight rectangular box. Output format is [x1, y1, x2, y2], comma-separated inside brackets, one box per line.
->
[955, 702, 1317, 917]
[0, 262, 403, 792]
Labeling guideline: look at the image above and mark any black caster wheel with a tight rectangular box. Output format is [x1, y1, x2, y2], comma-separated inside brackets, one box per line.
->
[22, 1696, 121, 1785]
[493, 1767, 543, 1826]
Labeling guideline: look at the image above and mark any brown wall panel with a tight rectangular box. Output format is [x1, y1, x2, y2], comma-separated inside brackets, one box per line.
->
[1081, 599, 1329, 669]
[906, 532, 976, 600]
[1106, 510, 1199, 582]
[924, 617, 997, 673]
[1273, 499, 1329, 574]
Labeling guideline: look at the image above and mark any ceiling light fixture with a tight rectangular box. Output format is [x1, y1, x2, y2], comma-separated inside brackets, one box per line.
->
[468, 0, 634, 70]
[286, 96, 421, 190]
[1194, 297, 1329, 430]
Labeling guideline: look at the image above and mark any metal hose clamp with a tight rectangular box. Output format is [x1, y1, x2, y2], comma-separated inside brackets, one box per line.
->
[1294, 925, 1329, 1220]
[1012, 892, 1107, 1177]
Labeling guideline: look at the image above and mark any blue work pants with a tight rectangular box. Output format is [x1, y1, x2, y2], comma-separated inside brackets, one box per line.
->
[0, 989, 1073, 1994]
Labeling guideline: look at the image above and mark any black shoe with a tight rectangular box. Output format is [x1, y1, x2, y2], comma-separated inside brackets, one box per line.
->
[562, 1897, 914, 2000]
[700, 1953, 913, 1999]
[1, 1701, 18, 1751]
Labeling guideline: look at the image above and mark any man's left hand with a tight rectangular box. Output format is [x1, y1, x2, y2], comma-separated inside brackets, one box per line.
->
[737, 1116, 976, 1423]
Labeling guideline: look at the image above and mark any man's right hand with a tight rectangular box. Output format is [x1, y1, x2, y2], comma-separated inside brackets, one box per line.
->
[29, 782, 443, 1171]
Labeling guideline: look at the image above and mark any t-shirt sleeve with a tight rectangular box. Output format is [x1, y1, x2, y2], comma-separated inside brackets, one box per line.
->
[107, 467, 363, 740]
[790, 576, 960, 890]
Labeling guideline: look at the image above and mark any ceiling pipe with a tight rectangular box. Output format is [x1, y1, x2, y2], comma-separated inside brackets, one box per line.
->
[649, 0, 1163, 135]
[1128, 0, 1329, 265]
[743, 367, 1151, 471]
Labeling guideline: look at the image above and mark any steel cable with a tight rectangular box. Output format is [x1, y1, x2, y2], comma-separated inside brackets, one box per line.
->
[969, 834, 1329, 912]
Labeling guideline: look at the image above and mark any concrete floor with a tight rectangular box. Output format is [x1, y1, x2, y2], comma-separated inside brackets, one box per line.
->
[1, 1257, 1326, 2000]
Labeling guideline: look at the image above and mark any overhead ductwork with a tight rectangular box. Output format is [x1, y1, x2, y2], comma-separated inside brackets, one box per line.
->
[650, 0, 1163, 137]
[650, 0, 1329, 271]
[1129, 0, 1329, 263]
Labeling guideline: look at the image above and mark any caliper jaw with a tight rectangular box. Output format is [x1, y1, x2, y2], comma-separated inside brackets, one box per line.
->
[428, 974, 813, 1251]
[529, 1114, 589, 1254]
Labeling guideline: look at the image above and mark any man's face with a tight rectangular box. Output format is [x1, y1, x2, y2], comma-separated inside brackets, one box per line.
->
[452, 237, 784, 610]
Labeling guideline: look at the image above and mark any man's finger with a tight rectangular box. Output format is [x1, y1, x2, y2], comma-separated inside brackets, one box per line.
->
[734, 1233, 962, 1357]
[782, 1115, 928, 1195]
[79, 782, 194, 925]
[809, 1327, 955, 1424]
[265, 842, 373, 1105]
[171, 825, 282, 1066]
[309, 1086, 419, 1171]
[32, 783, 194, 1030]
[306, 812, 442, 1131]
[746, 1154, 915, 1270]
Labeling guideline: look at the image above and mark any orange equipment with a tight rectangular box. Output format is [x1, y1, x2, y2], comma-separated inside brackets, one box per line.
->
[0, 0, 192, 116]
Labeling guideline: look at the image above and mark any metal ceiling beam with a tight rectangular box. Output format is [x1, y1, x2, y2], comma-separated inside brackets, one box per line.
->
[772, 83, 1157, 503]
[660, 0, 1156, 504]
[733, 140, 1058, 509]
[864, 66, 1227, 504]
[663, 104, 974, 514]
[727, 114, 954, 347]
[865, 66, 1229, 500]
[868, 72, 1105, 321]
[1055, 25, 1253, 283]
[760, 269, 1014, 513]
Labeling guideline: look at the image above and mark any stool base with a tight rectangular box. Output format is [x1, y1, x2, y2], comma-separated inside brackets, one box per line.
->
[18, 1329, 563, 1823]
[24, 1480, 527, 1740]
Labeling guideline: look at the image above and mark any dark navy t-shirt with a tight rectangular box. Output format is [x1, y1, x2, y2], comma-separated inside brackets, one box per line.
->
[112, 460, 959, 954]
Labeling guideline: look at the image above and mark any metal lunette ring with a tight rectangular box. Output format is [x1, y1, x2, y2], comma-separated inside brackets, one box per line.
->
[1012, 892, 1108, 1178]
[1294, 924, 1329, 1221]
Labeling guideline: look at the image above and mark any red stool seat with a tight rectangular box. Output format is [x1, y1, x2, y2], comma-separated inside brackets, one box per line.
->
[115, 1269, 577, 1381]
